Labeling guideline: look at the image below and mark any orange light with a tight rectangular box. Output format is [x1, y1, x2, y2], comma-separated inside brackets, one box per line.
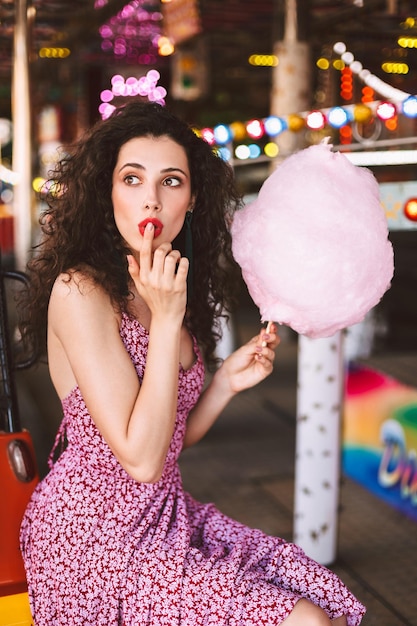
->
[385, 115, 398, 131]
[404, 198, 417, 221]
[361, 86, 374, 103]
[339, 125, 352, 145]
[287, 114, 305, 132]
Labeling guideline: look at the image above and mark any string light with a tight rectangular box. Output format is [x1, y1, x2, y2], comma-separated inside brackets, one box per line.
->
[376, 102, 397, 121]
[402, 95, 417, 117]
[327, 107, 351, 128]
[213, 124, 233, 145]
[191, 43, 417, 161]
[98, 70, 167, 119]
[96, 0, 162, 65]
[246, 119, 264, 139]
[306, 110, 326, 130]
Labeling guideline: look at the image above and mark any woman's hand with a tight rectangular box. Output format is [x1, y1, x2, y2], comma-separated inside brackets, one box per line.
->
[218, 324, 280, 396]
[127, 222, 189, 322]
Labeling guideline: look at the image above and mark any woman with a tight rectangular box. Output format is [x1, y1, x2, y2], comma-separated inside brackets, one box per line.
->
[19, 101, 365, 625]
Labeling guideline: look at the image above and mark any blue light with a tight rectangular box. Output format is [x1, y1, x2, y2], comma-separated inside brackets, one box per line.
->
[248, 144, 261, 159]
[327, 107, 351, 128]
[217, 146, 232, 161]
[264, 115, 287, 136]
[213, 124, 233, 145]
[402, 96, 417, 118]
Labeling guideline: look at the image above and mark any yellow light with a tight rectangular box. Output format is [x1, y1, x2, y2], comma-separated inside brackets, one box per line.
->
[229, 121, 246, 141]
[264, 142, 279, 158]
[158, 36, 174, 56]
[316, 57, 330, 70]
[381, 62, 409, 74]
[39, 47, 71, 58]
[333, 59, 345, 70]
[248, 54, 278, 67]
[353, 104, 372, 123]
[401, 17, 416, 29]
[287, 114, 305, 132]
[398, 37, 417, 48]
[32, 177, 46, 193]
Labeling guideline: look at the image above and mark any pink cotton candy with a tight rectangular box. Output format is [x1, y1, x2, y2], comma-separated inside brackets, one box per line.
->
[231, 141, 394, 338]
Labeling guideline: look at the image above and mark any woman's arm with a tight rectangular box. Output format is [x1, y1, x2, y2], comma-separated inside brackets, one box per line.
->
[183, 326, 279, 448]
[49, 229, 190, 483]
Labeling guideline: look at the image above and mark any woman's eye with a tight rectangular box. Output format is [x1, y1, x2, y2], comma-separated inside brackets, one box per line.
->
[163, 176, 181, 187]
[124, 174, 140, 185]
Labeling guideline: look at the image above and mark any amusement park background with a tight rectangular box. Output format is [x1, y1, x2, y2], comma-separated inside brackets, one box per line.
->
[1, 1, 417, 624]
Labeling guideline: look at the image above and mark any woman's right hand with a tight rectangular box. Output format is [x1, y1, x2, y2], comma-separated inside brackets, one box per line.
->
[127, 222, 189, 323]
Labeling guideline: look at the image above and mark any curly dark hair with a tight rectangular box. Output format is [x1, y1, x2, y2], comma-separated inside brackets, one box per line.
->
[18, 101, 242, 370]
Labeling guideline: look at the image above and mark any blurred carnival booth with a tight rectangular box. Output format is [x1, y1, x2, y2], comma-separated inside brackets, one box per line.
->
[343, 175, 417, 524]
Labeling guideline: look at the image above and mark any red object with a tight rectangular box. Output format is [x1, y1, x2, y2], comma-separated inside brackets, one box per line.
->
[0, 216, 14, 255]
[404, 197, 417, 222]
[0, 431, 38, 596]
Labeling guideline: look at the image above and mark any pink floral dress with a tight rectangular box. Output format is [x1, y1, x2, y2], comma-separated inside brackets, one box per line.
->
[20, 312, 365, 625]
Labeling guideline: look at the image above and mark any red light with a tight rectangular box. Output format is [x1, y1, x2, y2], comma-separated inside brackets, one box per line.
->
[340, 67, 353, 101]
[404, 198, 417, 221]
[361, 86, 374, 103]
[246, 119, 264, 139]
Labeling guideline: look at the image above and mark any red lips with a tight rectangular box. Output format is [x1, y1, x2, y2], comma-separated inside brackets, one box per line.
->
[138, 218, 163, 238]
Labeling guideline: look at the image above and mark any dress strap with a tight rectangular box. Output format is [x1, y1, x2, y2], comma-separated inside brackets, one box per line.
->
[47, 416, 68, 469]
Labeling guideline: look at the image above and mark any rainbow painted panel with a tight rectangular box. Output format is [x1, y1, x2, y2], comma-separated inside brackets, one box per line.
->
[343, 365, 417, 522]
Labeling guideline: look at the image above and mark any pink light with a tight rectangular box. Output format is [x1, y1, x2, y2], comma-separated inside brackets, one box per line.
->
[96, 0, 162, 65]
[246, 119, 264, 139]
[99, 103, 116, 120]
[100, 89, 114, 103]
[376, 102, 397, 121]
[201, 128, 215, 145]
[147, 69, 160, 82]
[100, 69, 167, 119]
[99, 25, 113, 38]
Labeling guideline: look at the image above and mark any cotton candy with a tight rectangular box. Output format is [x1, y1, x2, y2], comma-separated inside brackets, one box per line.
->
[231, 141, 394, 338]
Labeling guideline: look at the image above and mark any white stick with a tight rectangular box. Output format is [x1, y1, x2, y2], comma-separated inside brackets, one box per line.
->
[262, 320, 273, 346]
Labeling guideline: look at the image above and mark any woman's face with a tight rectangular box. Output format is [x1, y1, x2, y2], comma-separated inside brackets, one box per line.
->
[112, 135, 193, 254]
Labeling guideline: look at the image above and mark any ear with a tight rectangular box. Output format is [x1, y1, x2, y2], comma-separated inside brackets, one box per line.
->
[189, 194, 196, 212]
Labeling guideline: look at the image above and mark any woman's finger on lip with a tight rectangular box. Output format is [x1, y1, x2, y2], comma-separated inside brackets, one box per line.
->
[138, 219, 163, 237]
[141, 222, 155, 240]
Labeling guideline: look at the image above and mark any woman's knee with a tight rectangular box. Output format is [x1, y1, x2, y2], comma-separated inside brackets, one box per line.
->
[283, 598, 332, 626]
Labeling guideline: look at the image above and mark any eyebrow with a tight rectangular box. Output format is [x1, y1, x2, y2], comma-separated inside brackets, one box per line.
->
[118, 162, 189, 177]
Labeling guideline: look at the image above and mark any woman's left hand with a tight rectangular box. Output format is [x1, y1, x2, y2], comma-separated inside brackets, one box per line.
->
[220, 324, 280, 395]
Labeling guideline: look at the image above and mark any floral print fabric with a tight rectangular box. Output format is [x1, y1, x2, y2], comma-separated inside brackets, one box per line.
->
[20, 312, 365, 625]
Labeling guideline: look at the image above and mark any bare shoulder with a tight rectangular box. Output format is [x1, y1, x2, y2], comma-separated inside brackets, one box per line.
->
[51, 269, 104, 299]
[49, 269, 119, 327]
[48, 271, 123, 400]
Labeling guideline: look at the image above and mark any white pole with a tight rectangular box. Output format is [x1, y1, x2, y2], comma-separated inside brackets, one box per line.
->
[270, 0, 311, 157]
[293, 332, 344, 565]
[12, 0, 33, 270]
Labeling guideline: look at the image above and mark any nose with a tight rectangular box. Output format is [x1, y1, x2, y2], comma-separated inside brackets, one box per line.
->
[145, 201, 160, 211]
[143, 183, 161, 211]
